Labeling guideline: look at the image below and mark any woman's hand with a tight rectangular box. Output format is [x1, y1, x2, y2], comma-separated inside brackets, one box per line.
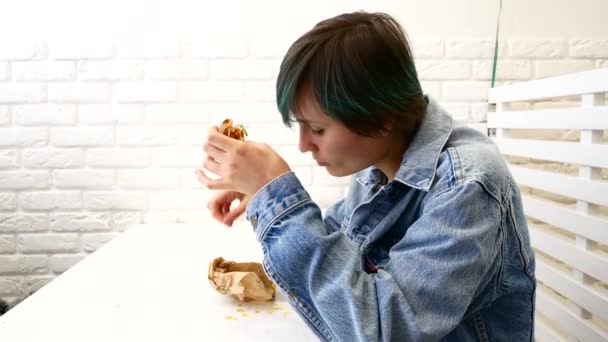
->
[207, 190, 250, 226]
[196, 126, 291, 196]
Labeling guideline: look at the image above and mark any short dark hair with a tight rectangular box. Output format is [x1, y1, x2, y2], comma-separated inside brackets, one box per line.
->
[276, 11, 427, 138]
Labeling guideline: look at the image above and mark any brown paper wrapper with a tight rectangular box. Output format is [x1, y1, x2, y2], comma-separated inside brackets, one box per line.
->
[208, 257, 276, 302]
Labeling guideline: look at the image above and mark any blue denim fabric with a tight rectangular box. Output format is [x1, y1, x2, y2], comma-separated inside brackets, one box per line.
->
[246, 98, 536, 341]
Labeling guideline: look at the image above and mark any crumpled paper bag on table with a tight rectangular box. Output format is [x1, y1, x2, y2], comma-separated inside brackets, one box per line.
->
[208, 257, 276, 302]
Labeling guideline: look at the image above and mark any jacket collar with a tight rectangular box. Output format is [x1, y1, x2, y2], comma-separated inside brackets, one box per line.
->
[355, 96, 454, 190]
[394, 96, 454, 190]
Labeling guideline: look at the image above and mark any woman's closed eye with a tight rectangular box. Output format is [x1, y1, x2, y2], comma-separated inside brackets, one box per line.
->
[296, 120, 324, 136]
[311, 128, 324, 136]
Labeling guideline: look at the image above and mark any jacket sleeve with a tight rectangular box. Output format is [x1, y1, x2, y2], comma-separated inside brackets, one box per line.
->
[322, 176, 361, 234]
[246, 172, 502, 341]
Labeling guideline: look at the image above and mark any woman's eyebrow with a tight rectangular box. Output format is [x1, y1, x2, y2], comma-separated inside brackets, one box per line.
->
[295, 118, 321, 125]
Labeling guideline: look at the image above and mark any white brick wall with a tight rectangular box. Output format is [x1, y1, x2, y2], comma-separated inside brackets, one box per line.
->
[19, 191, 82, 210]
[17, 234, 80, 254]
[0, 106, 9, 124]
[12, 61, 76, 81]
[509, 40, 567, 58]
[14, 104, 76, 125]
[0, 37, 606, 297]
[50, 213, 113, 232]
[50, 254, 85, 273]
[48, 40, 113, 60]
[49, 83, 110, 103]
[0, 236, 16, 254]
[0, 256, 48, 274]
[0, 42, 46, 61]
[0, 83, 46, 103]
[79, 61, 142, 81]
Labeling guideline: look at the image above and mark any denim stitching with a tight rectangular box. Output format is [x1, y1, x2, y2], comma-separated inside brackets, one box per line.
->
[472, 312, 490, 342]
[258, 198, 310, 241]
[262, 259, 337, 341]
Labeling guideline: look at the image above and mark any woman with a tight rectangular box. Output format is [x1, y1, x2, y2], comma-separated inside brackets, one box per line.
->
[197, 11, 535, 342]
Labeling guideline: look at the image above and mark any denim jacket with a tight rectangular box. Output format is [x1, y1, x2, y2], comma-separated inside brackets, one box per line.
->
[246, 98, 536, 341]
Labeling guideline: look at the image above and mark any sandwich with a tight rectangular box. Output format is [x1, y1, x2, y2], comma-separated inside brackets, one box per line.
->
[218, 118, 247, 141]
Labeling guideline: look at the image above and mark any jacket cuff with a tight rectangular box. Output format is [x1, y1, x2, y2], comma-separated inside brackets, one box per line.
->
[246, 171, 310, 240]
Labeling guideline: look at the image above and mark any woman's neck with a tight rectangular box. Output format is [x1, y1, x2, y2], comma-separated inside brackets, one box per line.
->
[375, 133, 409, 183]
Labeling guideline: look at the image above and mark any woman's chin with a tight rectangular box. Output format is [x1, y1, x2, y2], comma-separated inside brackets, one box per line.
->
[325, 166, 348, 177]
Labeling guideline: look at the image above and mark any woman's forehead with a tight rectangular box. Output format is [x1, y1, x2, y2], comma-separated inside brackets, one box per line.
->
[293, 87, 328, 123]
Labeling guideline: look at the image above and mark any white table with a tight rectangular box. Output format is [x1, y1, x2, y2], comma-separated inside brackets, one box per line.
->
[0, 223, 317, 342]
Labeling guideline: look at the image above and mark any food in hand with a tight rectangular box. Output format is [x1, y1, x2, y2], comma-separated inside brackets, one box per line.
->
[219, 118, 247, 141]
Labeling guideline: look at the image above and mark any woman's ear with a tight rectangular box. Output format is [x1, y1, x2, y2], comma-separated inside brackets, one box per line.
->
[380, 120, 396, 136]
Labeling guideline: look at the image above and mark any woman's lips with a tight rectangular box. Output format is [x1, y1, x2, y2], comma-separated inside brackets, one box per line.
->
[315, 160, 328, 167]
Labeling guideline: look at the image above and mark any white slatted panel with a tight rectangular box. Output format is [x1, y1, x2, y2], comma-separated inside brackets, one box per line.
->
[536, 289, 608, 342]
[535, 317, 567, 342]
[487, 68, 608, 341]
[488, 68, 608, 103]
[536, 261, 608, 321]
[494, 138, 608, 168]
[487, 107, 608, 130]
[529, 224, 608, 284]
[522, 195, 608, 245]
[509, 165, 608, 207]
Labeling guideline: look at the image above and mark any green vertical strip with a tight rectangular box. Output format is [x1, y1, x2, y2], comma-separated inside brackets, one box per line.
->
[491, 0, 503, 88]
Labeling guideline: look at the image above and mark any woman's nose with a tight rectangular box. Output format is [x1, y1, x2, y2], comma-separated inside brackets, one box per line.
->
[299, 129, 315, 153]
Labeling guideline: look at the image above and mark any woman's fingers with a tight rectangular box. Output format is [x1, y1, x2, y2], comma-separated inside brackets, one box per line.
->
[221, 201, 231, 215]
[203, 127, 237, 164]
[223, 199, 247, 226]
[207, 195, 224, 221]
[204, 190, 248, 227]
[210, 203, 223, 221]
[207, 127, 242, 151]
[202, 156, 222, 176]
[202, 142, 226, 161]
[195, 168, 226, 190]
[207, 190, 242, 223]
